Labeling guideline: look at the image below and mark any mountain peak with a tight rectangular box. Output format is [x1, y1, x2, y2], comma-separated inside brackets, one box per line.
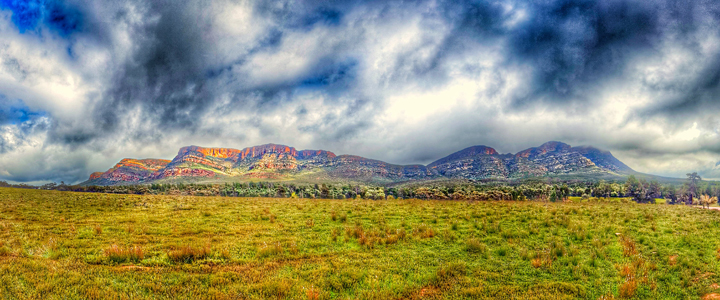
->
[538, 141, 571, 151]
[428, 145, 498, 167]
[516, 141, 571, 158]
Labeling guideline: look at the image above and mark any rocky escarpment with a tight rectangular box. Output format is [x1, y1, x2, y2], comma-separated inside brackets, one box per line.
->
[87, 159, 171, 185]
[83, 141, 635, 185]
[165, 144, 337, 176]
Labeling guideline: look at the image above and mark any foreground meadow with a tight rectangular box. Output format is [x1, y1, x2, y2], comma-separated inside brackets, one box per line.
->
[0, 188, 719, 299]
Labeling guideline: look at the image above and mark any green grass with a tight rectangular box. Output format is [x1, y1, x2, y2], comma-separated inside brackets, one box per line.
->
[0, 187, 719, 299]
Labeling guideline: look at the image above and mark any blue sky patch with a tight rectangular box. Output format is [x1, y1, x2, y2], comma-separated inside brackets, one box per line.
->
[297, 8, 343, 30]
[0, 0, 82, 36]
[299, 59, 357, 89]
[0, 97, 46, 125]
[0, 0, 44, 32]
[46, 1, 81, 36]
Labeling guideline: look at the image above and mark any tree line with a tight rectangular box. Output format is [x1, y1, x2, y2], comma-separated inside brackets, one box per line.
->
[2, 172, 716, 205]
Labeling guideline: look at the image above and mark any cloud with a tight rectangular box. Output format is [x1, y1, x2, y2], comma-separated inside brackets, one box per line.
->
[1, 0, 720, 183]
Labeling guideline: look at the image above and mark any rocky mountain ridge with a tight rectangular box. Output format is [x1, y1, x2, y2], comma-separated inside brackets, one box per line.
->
[83, 141, 635, 185]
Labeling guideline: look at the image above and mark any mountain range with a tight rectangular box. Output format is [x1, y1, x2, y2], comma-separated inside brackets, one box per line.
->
[82, 141, 638, 186]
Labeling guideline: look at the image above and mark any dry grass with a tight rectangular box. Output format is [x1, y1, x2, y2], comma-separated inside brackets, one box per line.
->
[105, 244, 144, 263]
[414, 223, 436, 238]
[257, 242, 283, 258]
[618, 280, 637, 299]
[167, 244, 211, 263]
[620, 236, 637, 257]
[0, 241, 10, 257]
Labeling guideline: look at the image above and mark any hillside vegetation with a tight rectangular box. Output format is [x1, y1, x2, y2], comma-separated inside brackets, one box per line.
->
[0, 188, 719, 299]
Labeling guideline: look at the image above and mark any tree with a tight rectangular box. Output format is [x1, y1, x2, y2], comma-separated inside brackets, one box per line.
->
[320, 184, 330, 198]
[595, 180, 611, 198]
[625, 176, 657, 203]
[647, 180, 661, 203]
[625, 175, 643, 202]
[549, 190, 558, 202]
[664, 185, 678, 204]
[686, 172, 702, 205]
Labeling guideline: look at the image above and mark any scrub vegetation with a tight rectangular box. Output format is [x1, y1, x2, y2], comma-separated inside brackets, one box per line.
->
[0, 187, 719, 299]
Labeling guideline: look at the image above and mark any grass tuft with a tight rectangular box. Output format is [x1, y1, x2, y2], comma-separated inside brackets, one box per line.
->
[167, 244, 211, 263]
[105, 244, 144, 263]
[466, 238, 487, 254]
[257, 242, 283, 258]
[432, 262, 467, 287]
[414, 223, 435, 238]
[618, 280, 637, 299]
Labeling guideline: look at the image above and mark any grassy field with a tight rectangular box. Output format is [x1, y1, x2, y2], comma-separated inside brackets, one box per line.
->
[0, 188, 719, 299]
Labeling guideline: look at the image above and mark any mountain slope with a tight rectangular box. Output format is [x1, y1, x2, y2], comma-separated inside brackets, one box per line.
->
[86, 159, 171, 185]
[570, 146, 634, 173]
[83, 142, 637, 185]
[428, 141, 617, 180]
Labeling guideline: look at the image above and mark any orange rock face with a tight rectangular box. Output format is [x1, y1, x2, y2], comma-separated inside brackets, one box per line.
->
[176, 144, 335, 164]
[197, 147, 242, 159]
[114, 158, 171, 171]
[89, 158, 171, 181]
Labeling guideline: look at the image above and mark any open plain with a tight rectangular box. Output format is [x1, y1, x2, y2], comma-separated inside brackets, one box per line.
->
[0, 187, 719, 299]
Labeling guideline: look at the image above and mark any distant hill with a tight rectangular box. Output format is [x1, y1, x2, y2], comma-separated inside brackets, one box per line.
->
[82, 141, 644, 186]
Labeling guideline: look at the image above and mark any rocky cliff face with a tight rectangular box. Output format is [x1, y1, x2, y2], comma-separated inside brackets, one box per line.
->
[143, 144, 337, 182]
[84, 141, 635, 185]
[87, 159, 171, 185]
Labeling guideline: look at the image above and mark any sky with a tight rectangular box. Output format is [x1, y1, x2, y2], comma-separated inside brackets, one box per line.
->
[1, 0, 720, 184]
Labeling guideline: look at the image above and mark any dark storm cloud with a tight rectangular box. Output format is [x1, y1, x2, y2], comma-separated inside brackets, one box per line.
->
[91, 2, 213, 137]
[82, 0, 365, 144]
[435, 0, 663, 108]
[86, 0, 679, 141]
[639, 55, 720, 123]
